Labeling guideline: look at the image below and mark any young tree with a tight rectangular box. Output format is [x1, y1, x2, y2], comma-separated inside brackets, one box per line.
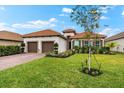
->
[70, 5, 102, 71]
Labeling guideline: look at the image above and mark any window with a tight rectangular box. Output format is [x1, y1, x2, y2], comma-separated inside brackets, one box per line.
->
[84, 41, 92, 46]
[117, 47, 119, 51]
[67, 36, 70, 39]
[95, 41, 100, 47]
[74, 40, 80, 47]
[84, 40, 93, 46]
[84, 41, 89, 46]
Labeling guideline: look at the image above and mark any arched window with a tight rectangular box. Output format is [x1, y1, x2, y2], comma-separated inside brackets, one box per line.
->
[117, 47, 119, 51]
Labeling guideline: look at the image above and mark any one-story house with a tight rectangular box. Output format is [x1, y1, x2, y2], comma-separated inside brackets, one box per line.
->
[0, 30, 22, 46]
[23, 29, 106, 53]
[105, 32, 124, 52]
[63, 29, 106, 50]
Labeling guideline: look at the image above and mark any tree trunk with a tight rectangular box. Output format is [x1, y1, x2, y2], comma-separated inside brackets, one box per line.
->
[88, 47, 91, 71]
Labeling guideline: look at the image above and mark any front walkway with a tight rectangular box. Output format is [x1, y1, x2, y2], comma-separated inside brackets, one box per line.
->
[0, 53, 45, 71]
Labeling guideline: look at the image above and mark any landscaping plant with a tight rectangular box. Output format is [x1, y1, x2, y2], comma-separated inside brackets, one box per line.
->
[70, 5, 104, 76]
[105, 42, 119, 54]
[54, 43, 59, 54]
[73, 46, 80, 53]
[0, 46, 21, 56]
[21, 42, 25, 53]
[46, 49, 75, 58]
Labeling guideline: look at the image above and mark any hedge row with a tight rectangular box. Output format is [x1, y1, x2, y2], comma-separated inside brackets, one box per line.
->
[0, 46, 22, 56]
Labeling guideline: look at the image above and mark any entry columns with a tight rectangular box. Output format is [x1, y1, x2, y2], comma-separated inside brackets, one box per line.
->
[38, 40, 42, 53]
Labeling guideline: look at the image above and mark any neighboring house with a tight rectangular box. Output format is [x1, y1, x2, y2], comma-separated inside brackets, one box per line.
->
[23, 29, 106, 53]
[105, 32, 124, 52]
[0, 31, 22, 46]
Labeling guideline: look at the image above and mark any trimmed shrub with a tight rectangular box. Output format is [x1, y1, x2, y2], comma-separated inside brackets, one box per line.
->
[83, 46, 89, 53]
[46, 49, 75, 58]
[91, 46, 100, 54]
[99, 47, 110, 54]
[0, 46, 21, 57]
[73, 46, 80, 53]
[54, 43, 58, 54]
[21, 43, 25, 53]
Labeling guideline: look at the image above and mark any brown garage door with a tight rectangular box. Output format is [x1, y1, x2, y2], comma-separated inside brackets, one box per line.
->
[42, 41, 54, 53]
[28, 42, 38, 53]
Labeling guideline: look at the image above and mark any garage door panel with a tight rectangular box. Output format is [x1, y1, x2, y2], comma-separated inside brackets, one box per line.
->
[42, 41, 54, 53]
[28, 42, 38, 53]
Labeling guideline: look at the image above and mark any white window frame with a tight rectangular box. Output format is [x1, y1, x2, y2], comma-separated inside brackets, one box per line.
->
[84, 41, 89, 46]
[95, 40, 100, 47]
[74, 40, 80, 47]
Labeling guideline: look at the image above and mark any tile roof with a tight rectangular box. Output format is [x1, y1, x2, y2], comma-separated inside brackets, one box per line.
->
[105, 31, 124, 41]
[23, 29, 66, 39]
[70, 32, 106, 39]
[0, 31, 22, 42]
[63, 29, 76, 33]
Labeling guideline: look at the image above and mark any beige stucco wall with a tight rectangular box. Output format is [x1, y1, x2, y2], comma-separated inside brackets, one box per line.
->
[0, 40, 21, 46]
[63, 33, 75, 37]
[106, 38, 124, 52]
[23, 36, 67, 53]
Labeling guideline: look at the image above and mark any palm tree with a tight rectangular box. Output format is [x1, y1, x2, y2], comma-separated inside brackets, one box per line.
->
[106, 42, 119, 53]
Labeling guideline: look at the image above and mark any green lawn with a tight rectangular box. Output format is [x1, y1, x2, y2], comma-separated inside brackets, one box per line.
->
[0, 54, 124, 88]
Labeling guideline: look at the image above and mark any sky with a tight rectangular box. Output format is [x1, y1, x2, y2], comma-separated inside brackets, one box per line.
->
[0, 5, 124, 37]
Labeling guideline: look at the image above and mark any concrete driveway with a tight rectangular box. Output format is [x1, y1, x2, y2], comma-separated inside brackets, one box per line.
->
[0, 53, 45, 71]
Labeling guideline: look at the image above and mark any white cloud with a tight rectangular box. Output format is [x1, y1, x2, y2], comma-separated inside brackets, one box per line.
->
[49, 18, 57, 22]
[59, 13, 68, 17]
[0, 22, 15, 31]
[99, 27, 121, 36]
[99, 28, 112, 35]
[12, 18, 57, 29]
[99, 7, 108, 13]
[99, 6, 115, 14]
[0, 6, 5, 11]
[65, 26, 75, 29]
[62, 8, 73, 13]
[121, 11, 124, 16]
[59, 7, 72, 17]
[100, 16, 108, 19]
[50, 24, 56, 27]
